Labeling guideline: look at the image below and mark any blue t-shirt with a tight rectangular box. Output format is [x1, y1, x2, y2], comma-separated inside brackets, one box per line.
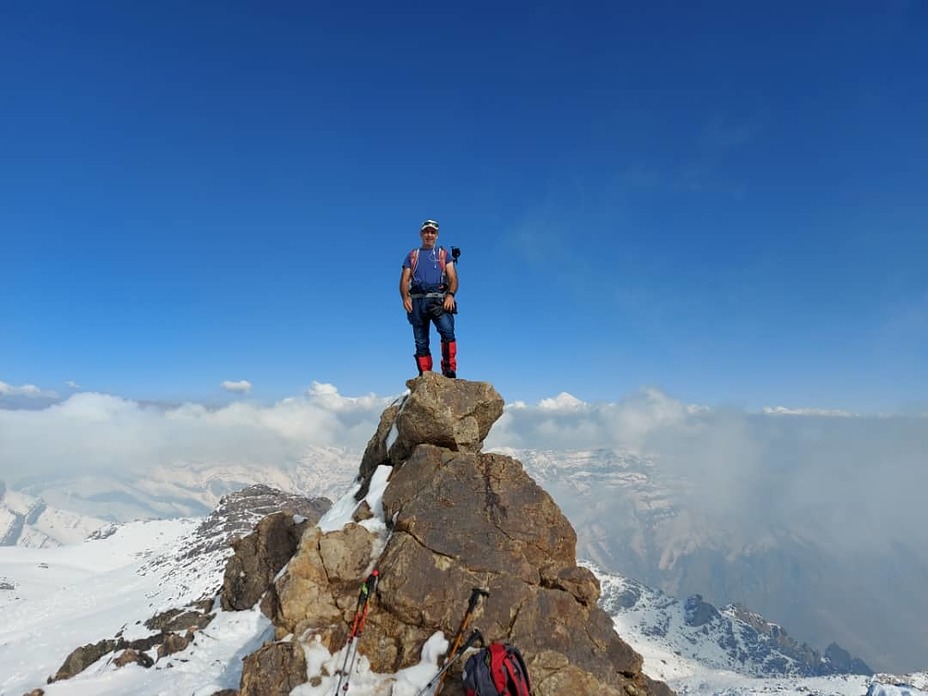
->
[403, 246, 451, 291]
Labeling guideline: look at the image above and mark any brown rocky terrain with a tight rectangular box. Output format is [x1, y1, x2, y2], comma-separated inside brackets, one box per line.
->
[229, 373, 673, 696]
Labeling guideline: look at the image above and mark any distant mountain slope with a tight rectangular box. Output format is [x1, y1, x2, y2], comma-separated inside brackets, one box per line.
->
[0, 480, 106, 547]
[499, 446, 928, 674]
[13, 444, 358, 522]
[588, 561, 870, 678]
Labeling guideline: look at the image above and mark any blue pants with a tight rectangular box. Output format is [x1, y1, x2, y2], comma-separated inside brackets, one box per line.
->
[408, 298, 455, 356]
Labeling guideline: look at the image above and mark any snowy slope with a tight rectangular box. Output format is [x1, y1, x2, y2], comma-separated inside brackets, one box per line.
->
[0, 517, 224, 694]
[2, 507, 926, 696]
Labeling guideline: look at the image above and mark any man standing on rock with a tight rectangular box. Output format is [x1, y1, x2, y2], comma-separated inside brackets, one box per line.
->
[399, 219, 459, 378]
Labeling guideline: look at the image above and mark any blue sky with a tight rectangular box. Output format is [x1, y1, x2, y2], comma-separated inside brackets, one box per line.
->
[1, 1, 926, 412]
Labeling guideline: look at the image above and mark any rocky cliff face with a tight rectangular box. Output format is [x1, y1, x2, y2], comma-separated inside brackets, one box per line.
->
[234, 374, 673, 696]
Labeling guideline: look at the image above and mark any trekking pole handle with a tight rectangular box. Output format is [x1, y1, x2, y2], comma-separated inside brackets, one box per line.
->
[356, 570, 380, 636]
[463, 628, 484, 651]
[449, 589, 488, 660]
[364, 570, 380, 598]
[347, 570, 380, 639]
[467, 587, 490, 611]
[433, 589, 489, 696]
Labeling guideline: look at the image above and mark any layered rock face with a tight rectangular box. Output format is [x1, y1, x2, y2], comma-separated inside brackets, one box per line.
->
[244, 373, 673, 696]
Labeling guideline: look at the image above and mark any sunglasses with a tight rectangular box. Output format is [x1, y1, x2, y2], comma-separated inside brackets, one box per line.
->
[421, 219, 439, 232]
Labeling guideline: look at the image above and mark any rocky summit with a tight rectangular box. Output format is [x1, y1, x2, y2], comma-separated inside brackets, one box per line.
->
[236, 373, 673, 696]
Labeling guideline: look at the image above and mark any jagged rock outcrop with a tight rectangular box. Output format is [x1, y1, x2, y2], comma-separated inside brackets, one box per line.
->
[266, 522, 377, 647]
[187, 483, 332, 558]
[48, 605, 214, 683]
[684, 593, 721, 627]
[243, 373, 673, 696]
[356, 376, 504, 492]
[49, 639, 119, 683]
[144, 599, 216, 633]
[221, 510, 317, 611]
[112, 647, 155, 669]
[824, 641, 873, 675]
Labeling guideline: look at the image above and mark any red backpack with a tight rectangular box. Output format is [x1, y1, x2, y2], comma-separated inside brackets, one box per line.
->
[462, 642, 532, 696]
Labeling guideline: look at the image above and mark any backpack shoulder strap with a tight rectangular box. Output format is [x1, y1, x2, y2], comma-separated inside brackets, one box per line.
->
[462, 647, 497, 696]
[438, 246, 448, 284]
[505, 645, 531, 696]
[488, 643, 510, 693]
[408, 247, 448, 283]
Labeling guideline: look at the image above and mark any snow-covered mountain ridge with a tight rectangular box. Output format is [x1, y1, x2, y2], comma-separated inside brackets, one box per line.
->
[590, 562, 870, 678]
[0, 480, 107, 548]
[8, 444, 358, 528]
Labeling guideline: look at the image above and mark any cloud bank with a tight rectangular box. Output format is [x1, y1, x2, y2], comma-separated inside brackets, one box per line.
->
[1, 381, 925, 554]
[488, 388, 928, 553]
[0, 381, 58, 399]
[0, 382, 393, 484]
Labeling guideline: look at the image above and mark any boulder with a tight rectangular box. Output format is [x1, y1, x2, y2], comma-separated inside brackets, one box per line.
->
[239, 640, 307, 696]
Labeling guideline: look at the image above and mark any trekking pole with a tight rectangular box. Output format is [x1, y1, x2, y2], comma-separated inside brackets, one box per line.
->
[415, 628, 484, 696]
[433, 587, 489, 695]
[333, 569, 380, 695]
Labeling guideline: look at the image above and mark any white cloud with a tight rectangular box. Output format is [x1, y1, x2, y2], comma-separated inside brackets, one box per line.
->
[306, 382, 389, 411]
[0, 381, 58, 399]
[487, 387, 928, 553]
[220, 379, 253, 394]
[489, 387, 696, 452]
[762, 406, 854, 417]
[537, 392, 587, 411]
[65, 381, 81, 390]
[0, 387, 395, 484]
